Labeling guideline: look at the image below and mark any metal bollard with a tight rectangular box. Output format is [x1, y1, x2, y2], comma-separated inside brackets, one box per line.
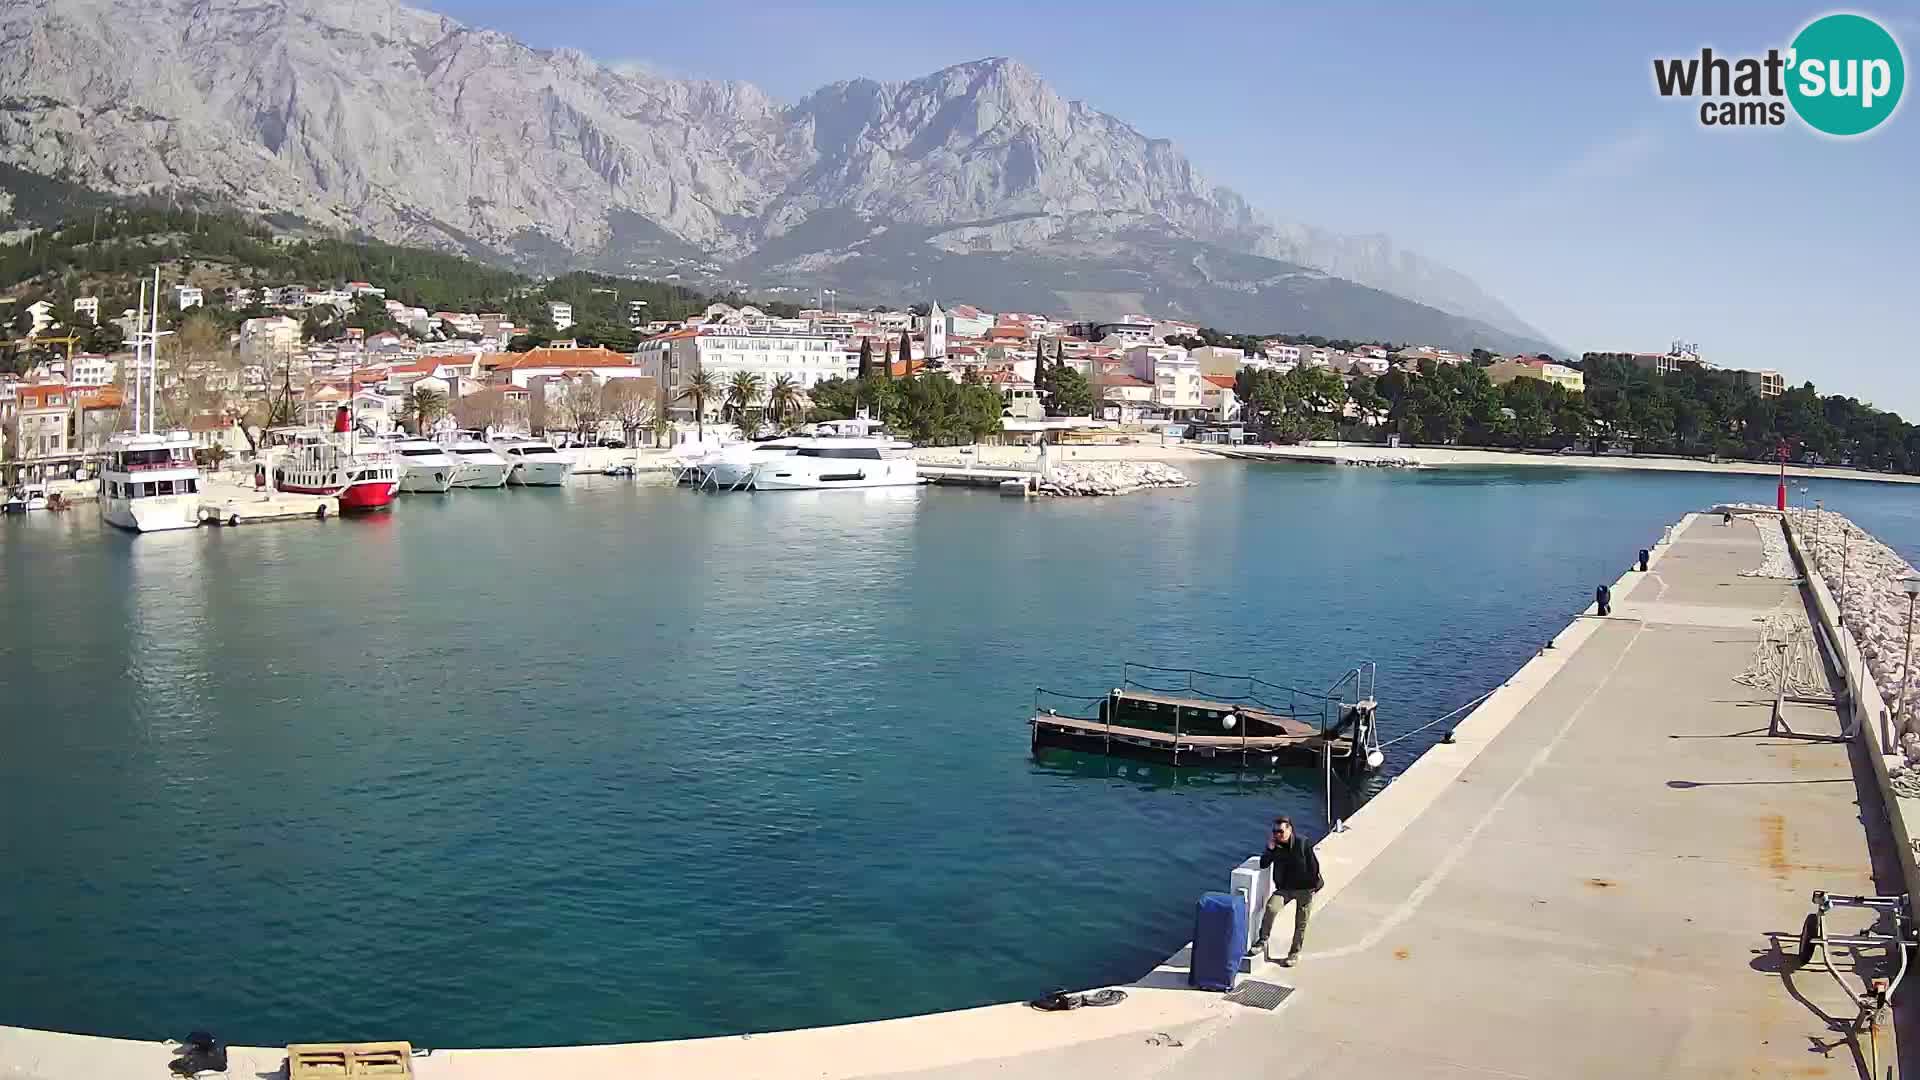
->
[1638, 549, 1650, 572]
[1595, 584, 1611, 617]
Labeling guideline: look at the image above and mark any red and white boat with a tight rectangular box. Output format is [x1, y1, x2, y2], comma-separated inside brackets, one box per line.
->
[264, 407, 400, 513]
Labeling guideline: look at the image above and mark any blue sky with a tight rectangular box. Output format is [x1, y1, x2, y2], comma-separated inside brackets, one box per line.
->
[431, 1, 1919, 416]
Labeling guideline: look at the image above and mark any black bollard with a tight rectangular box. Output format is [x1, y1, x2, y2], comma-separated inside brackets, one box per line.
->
[1638, 549, 1650, 572]
[1595, 583, 1611, 617]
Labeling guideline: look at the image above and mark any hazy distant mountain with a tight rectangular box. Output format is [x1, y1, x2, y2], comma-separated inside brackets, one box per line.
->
[0, 0, 1557, 353]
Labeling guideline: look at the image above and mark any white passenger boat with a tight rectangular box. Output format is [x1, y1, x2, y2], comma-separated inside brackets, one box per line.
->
[490, 435, 571, 486]
[99, 431, 202, 532]
[390, 437, 459, 494]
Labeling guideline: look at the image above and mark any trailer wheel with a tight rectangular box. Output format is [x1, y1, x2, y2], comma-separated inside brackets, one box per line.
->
[1795, 912, 1820, 968]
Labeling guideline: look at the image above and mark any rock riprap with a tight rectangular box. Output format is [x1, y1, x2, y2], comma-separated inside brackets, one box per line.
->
[1035, 462, 1191, 497]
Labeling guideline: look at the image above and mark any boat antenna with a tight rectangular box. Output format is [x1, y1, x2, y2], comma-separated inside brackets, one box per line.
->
[148, 266, 160, 434]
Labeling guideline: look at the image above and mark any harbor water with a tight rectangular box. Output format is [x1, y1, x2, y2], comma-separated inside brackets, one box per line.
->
[1, 462, 1914, 1047]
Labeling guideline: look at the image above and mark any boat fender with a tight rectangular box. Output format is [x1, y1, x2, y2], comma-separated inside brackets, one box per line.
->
[315, 504, 328, 521]
[227, 513, 240, 527]
[1222, 711, 1237, 731]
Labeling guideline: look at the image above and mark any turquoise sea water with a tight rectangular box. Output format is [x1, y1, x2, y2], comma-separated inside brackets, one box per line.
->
[1, 462, 1913, 1048]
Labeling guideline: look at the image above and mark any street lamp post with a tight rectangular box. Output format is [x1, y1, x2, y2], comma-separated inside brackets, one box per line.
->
[1902, 578, 1920, 733]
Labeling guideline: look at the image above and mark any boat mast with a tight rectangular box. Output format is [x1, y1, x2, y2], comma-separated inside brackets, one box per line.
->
[148, 267, 160, 434]
[132, 281, 146, 435]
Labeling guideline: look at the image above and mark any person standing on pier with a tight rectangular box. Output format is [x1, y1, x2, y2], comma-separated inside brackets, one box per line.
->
[1251, 815, 1323, 967]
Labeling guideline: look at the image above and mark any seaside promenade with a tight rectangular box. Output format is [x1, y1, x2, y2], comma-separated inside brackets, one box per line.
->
[1215, 442, 1920, 485]
[1, 514, 1908, 1079]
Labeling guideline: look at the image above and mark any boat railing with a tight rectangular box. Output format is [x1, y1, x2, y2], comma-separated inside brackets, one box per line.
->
[1118, 662, 1326, 727]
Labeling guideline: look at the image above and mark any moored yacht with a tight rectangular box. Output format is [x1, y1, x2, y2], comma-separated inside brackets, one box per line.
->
[99, 430, 202, 532]
[390, 437, 459, 494]
[745, 419, 919, 491]
[490, 435, 571, 486]
[701, 437, 803, 489]
[438, 431, 511, 489]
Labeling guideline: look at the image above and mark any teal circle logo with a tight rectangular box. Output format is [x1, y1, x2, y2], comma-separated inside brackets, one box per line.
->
[1787, 13, 1905, 136]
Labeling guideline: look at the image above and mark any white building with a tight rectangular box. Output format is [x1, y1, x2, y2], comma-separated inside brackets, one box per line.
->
[69, 354, 117, 387]
[239, 315, 302, 365]
[273, 285, 308, 309]
[306, 289, 352, 313]
[72, 297, 99, 322]
[636, 325, 852, 424]
[946, 303, 994, 339]
[1201, 374, 1241, 421]
[548, 302, 574, 332]
[173, 285, 204, 311]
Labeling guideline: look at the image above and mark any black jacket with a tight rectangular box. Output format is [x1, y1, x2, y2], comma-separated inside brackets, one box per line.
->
[1261, 833, 1323, 892]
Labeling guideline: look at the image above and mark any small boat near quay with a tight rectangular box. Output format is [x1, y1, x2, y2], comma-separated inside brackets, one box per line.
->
[2, 483, 49, 514]
[1031, 661, 1383, 771]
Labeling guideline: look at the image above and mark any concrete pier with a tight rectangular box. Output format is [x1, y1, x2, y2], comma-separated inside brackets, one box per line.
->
[196, 473, 337, 525]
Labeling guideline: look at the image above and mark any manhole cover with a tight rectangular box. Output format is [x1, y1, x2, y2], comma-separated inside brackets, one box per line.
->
[1224, 979, 1294, 1011]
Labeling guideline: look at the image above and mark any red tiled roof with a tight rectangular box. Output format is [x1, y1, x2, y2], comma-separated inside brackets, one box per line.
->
[186, 412, 230, 432]
[1104, 374, 1152, 387]
[491, 347, 634, 370]
[1203, 374, 1237, 389]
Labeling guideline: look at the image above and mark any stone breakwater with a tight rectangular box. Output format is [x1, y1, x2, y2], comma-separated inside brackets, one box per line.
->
[1036, 462, 1192, 497]
[1341, 455, 1419, 469]
[1731, 505, 1920, 757]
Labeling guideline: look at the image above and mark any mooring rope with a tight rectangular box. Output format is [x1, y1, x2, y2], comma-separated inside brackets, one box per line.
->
[1733, 604, 1831, 699]
[1377, 687, 1500, 750]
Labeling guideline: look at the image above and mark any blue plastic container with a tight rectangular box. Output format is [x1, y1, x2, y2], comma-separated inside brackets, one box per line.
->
[1188, 890, 1248, 991]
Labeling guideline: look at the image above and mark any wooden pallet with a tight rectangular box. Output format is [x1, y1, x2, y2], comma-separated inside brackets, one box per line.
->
[287, 1042, 414, 1078]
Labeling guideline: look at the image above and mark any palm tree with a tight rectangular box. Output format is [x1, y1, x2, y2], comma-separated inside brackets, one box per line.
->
[407, 386, 448, 433]
[678, 370, 720, 444]
[766, 374, 802, 431]
[724, 370, 763, 425]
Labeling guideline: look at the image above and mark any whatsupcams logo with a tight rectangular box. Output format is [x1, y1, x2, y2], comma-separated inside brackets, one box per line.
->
[1653, 12, 1905, 135]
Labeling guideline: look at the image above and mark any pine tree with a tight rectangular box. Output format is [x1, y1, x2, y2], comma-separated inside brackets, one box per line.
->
[857, 336, 872, 380]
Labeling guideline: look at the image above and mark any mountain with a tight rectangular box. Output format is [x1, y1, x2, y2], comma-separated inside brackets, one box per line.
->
[0, 0, 1557, 353]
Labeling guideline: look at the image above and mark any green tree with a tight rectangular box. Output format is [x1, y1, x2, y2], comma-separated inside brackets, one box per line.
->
[678, 370, 720, 443]
[766, 374, 802, 431]
[724, 370, 763, 423]
[1048, 366, 1094, 416]
[406, 386, 448, 433]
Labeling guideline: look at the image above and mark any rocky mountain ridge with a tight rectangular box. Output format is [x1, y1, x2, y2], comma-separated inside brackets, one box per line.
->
[0, 0, 1556, 352]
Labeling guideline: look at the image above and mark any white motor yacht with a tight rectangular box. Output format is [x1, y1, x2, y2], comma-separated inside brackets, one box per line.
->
[438, 431, 510, 489]
[390, 437, 459, 494]
[99, 431, 202, 532]
[3, 482, 52, 514]
[746, 420, 919, 491]
[701, 438, 803, 489]
[491, 435, 572, 486]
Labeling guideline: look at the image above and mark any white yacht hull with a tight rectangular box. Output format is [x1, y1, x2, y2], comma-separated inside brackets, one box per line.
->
[452, 461, 510, 489]
[750, 460, 921, 490]
[509, 460, 571, 487]
[400, 462, 457, 493]
[102, 494, 199, 532]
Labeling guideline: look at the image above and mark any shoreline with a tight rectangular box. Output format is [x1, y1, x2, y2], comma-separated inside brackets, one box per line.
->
[1210, 442, 1920, 485]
